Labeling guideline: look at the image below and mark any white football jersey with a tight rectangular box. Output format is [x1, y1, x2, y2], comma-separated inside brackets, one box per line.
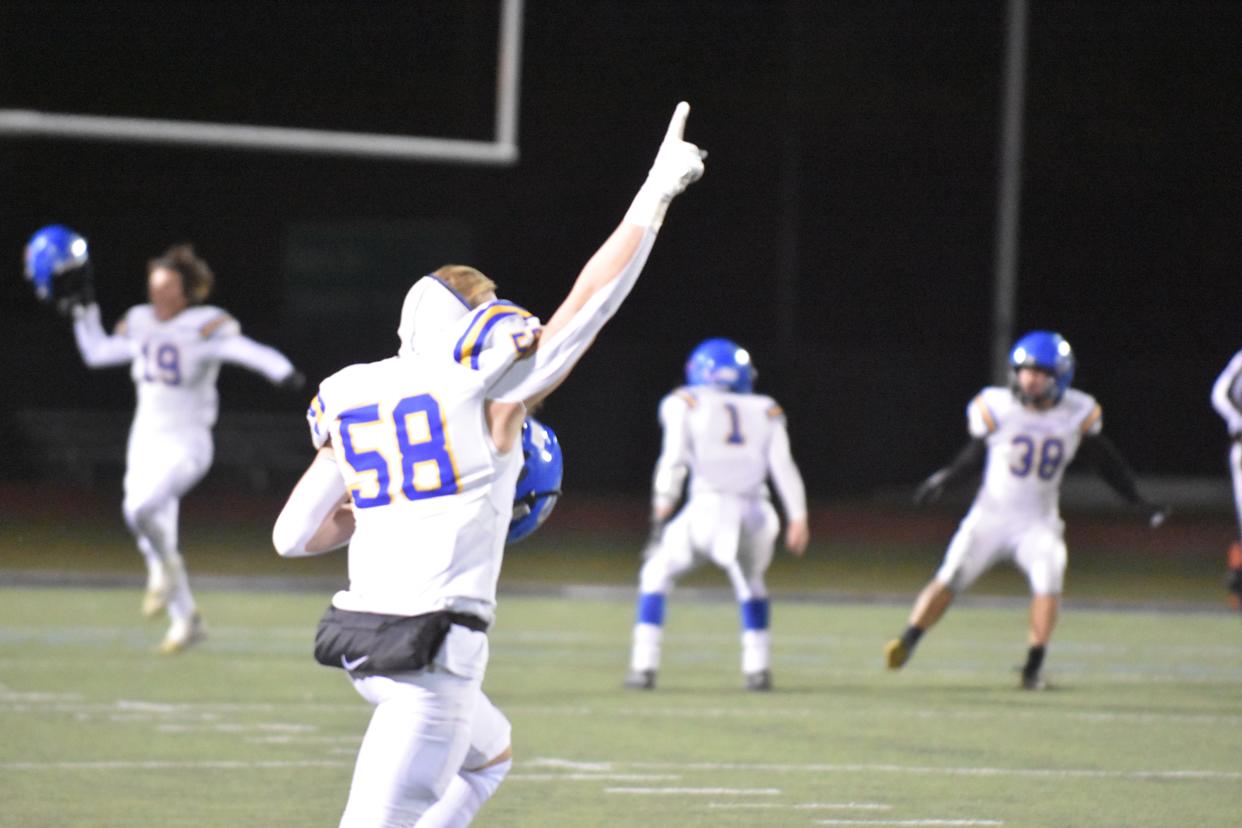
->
[75, 303, 295, 432]
[306, 300, 543, 620]
[1211, 349, 1242, 436]
[967, 386, 1102, 517]
[653, 386, 807, 520]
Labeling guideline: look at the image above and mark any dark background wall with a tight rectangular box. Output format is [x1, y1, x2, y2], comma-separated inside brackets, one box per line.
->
[1, 1, 1239, 497]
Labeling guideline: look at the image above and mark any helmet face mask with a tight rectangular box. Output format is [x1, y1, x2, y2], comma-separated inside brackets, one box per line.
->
[684, 337, 754, 393]
[508, 417, 563, 544]
[1009, 330, 1075, 406]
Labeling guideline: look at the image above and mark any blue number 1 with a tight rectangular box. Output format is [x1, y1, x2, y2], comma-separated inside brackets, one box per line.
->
[723, 403, 745, 445]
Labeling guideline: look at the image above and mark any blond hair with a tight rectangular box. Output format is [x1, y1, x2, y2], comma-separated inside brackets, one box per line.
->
[433, 264, 496, 308]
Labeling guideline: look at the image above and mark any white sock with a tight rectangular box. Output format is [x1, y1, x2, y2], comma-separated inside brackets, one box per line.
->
[416, 758, 512, 828]
[165, 555, 196, 622]
[137, 536, 163, 576]
[741, 629, 770, 674]
[630, 623, 663, 672]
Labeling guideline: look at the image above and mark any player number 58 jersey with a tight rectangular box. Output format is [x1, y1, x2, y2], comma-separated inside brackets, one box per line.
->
[303, 300, 541, 618]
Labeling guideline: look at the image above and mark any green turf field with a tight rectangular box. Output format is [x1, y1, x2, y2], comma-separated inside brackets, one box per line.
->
[2, 584, 1239, 827]
[3, 488, 1239, 825]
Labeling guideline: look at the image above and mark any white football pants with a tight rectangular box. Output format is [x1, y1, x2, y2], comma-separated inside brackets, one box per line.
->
[339, 625, 511, 827]
[122, 426, 212, 620]
[934, 506, 1067, 595]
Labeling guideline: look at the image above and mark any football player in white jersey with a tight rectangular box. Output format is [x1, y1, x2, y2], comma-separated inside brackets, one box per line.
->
[1210, 350, 1242, 607]
[70, 243, 302, 653]
[271, 102, 705, 826]
[625, 338, 809, 692]
[885, 331, 1166, 689]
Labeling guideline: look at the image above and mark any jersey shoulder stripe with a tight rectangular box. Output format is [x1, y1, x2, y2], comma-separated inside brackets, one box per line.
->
[1079, 402, 1103, 434]
[199, 313, 237, 339]
[972, 393, 999, 433]
[453, 301, 532, 369]
[673, 389, 698, 408]
[307, 391, 329, 447]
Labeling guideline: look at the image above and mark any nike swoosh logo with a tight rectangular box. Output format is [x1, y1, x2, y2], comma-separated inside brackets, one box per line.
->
[341, 654, 369, 670]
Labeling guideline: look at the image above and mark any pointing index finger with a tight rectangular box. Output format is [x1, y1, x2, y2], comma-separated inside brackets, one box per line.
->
[665, 101, 691, 142]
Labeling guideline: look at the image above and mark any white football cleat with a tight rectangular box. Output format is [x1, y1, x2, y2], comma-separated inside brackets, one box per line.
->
[157, 613, 207, 655]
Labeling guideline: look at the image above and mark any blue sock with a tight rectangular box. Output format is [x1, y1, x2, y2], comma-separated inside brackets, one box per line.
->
[637, 593, 666, 626]
[740, 598, 769, 631]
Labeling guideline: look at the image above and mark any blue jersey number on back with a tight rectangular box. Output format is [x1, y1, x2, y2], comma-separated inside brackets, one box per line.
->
[338, 394, 460, 508]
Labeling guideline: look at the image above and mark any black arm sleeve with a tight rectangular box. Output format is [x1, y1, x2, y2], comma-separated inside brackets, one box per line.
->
[938, 438, 986, 487]
[1077, 433, 1142, 505]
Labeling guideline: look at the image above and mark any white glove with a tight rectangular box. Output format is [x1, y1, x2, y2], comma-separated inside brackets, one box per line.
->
[625, 101, 707, 229]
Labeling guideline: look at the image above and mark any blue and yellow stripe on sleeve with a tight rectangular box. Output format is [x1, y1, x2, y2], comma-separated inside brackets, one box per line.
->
[972, 394, 998, 433]
[453, 302, 533, 370]
[307, 392, 328, 443]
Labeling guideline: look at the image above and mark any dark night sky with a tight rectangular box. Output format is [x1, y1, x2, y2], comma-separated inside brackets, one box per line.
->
[1, 1, 1239, 496]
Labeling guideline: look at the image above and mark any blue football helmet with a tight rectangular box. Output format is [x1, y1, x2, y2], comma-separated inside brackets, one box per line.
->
[24, 224, 90, 302]
[1009, 330, 1075, 404]
[684, 337, 754, 393]
[508, 417, 563, 544]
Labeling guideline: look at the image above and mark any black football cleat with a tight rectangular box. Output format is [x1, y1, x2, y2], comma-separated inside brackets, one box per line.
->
[624, 669, 656, 690]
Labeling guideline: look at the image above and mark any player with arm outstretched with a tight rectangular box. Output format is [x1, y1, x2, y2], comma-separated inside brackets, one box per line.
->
[271, 102, 705, 826]
[885, 331, 1166, 689]
[27, 234, 304, 653]
[625, 337, 809, 692]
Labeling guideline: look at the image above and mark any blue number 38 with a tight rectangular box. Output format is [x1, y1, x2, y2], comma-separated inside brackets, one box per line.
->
[1009, 435, 1065, 480]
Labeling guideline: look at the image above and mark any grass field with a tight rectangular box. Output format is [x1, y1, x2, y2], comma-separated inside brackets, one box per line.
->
[3, 489, 1240, 826]
[2, 584, 1240, 827]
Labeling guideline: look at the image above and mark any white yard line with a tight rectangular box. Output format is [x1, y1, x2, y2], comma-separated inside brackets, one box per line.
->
[707, 802, 892, 811]
[506, 704, 1242, 727]
[607, 787, 781, 796]
[812, 821, 1002, 826]
[508, 773, 680, 781]
[8, 754, 1237, 785]
[535, 757, 1242, 782]
[1, 759, 349, 771]
[0, 700, 363, 715]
